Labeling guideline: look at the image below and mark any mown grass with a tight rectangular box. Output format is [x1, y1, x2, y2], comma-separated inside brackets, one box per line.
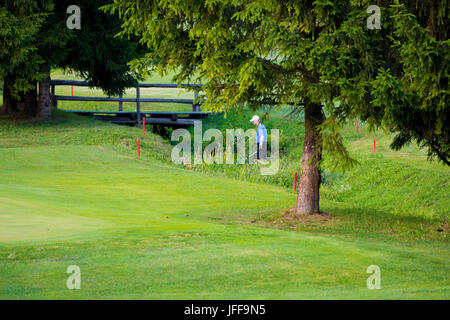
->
[0, 70, 448, 299]
[0, 110, 448, 299]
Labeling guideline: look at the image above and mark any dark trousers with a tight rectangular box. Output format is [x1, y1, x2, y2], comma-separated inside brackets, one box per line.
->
[257, 142, 267, 160]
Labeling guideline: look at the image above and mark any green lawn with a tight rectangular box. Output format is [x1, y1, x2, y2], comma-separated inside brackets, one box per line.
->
[0, 112, 448, 299]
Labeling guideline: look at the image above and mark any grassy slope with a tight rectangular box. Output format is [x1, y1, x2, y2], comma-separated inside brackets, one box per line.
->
[0, 111, 448, 299]
[192, 110, 449, 241]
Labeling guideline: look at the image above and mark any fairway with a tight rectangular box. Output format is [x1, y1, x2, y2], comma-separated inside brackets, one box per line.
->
[0, 118, 448, 299]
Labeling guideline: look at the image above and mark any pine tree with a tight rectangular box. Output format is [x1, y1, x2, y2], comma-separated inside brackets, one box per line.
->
[310, 0, 449, 165]
[106, 0, 449, 214]
[104, 0, 352, 214]
[0, 0, 52, 116]
[0, 0, 143, 118]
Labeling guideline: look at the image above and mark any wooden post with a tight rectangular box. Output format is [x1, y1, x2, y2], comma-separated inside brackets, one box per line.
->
[119, 93, 123, 111]
[193, 92, 199, 112]
[136, 85, 141, 125]
[51, 84, 56, 109]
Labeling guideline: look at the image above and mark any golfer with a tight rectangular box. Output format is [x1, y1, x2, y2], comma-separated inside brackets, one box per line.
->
[250, 115, 267, 162]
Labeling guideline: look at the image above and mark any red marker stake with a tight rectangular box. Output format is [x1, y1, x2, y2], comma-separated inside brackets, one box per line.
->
[71, 85, 73, 96]
[294, 171, 298, 192]
[356, 119, 359, 136]
[374, 139, 376, 153]
[142, 117, 145, 135]
[138, 138, 141, 158]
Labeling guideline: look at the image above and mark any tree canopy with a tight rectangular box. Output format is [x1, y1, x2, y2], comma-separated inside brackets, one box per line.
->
[105, 0, 448, 165]
[0, 0, 53, 114]
[311, 1, 449, 165]
[0, 0, 144, 117]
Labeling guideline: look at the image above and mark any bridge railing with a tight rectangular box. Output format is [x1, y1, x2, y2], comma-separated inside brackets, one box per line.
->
[49, 80, 203, 125]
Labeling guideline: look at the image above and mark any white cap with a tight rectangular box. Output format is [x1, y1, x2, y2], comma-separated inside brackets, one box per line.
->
[249, 115, 259, 122]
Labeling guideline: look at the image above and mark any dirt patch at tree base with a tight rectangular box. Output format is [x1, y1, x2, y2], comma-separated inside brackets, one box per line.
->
[279, 207, 334, 224]
[253, 207, 338, 229]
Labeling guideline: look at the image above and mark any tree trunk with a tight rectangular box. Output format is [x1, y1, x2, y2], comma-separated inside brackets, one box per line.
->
[38, 65, 51, 119]
[2, 74, 18, 114]
[26, 84, 38, 116]
[296, 102, 324, 214]
[18, 84, 38, 116]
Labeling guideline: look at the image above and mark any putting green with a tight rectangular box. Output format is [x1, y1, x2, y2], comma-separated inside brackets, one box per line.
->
[0, 145, 294, 242]
[0, 197, 110, 242]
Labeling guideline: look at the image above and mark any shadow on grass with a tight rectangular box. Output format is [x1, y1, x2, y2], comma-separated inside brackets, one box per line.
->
[250, 203, 449, 242]
[0, 109, 112, 129]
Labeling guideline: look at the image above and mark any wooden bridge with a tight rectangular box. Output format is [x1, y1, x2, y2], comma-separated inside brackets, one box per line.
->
[50, 80, 210, 127]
